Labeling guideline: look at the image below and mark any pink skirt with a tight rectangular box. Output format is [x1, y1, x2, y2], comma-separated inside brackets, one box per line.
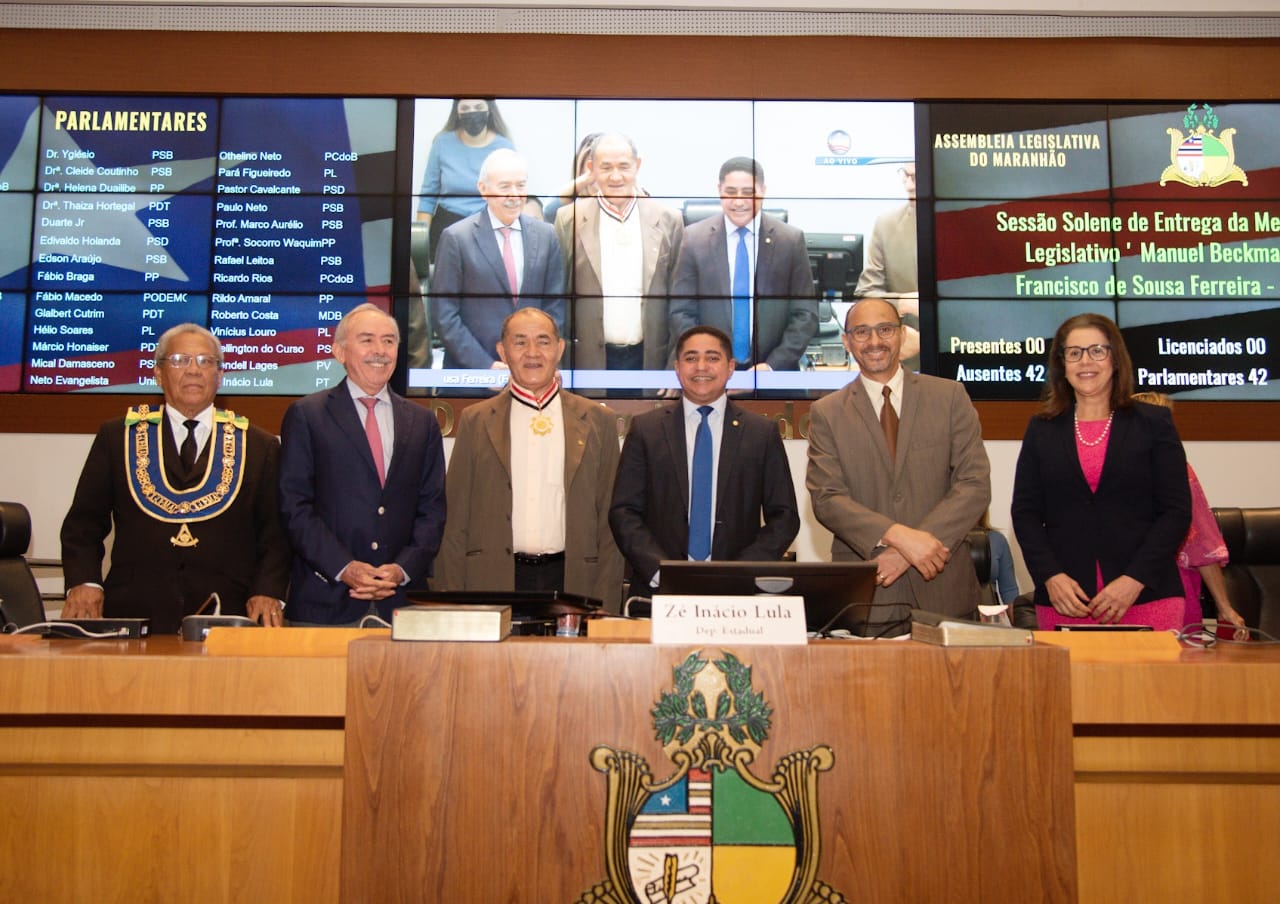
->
[1035, 597, 1185, 632]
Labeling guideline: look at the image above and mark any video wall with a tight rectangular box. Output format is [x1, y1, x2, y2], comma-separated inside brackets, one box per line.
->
[931, 102, 1279, 401]
[0, 94, 1275, 400]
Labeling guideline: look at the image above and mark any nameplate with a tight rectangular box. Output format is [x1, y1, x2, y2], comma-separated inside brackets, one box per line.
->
[650, 594, 808, 646]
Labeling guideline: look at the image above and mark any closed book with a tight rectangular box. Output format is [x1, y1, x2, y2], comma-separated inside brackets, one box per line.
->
[392, 604, 512, 642]
[910, 609, 1034, 647]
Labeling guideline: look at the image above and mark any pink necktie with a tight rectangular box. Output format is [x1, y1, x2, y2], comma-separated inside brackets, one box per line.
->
[499, 226, 519, 304]
[360, 396, 386, 486]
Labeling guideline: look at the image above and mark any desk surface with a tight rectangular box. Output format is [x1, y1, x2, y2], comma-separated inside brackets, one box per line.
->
[3, 630, 1279, 724]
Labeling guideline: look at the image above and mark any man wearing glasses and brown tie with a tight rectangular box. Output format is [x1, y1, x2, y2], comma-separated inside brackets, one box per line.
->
[279, 304, 446, 625]
[805, 298, 991, 635]
[61, 323, 291, 633]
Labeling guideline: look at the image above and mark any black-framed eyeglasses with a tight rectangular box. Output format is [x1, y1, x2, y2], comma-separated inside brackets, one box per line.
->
[1061, 344, 1111, 363]
[162, 353, 221, 370]
[844, 322, 901, 343]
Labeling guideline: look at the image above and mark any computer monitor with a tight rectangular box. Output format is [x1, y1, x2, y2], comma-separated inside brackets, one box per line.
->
[804, 232, 864, 300]
[657, 560, 879, 635]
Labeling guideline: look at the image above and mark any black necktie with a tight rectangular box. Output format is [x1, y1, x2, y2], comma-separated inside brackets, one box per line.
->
[180, 419, 199, 472]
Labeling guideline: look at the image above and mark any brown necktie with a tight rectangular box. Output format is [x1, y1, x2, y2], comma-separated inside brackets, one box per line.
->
[880, 384, 898, 461]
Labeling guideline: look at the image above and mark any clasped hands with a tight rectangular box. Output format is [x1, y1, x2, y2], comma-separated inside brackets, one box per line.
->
[341, 561, 403, 601]
[873, 524, 950, 587]
[1045, 572, 1143, 624]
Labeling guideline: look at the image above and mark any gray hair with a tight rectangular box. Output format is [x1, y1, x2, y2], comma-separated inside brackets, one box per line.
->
[478, 147, 527, 185]
[589, 132, 639, 163]
[335, 303, 399, 345]
[156, 323, 222, 362]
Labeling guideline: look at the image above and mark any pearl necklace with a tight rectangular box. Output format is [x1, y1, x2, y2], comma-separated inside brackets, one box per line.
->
[1074, 411, 1114, 447]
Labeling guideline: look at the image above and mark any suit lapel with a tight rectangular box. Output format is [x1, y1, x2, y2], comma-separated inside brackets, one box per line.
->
[848, 377, 892, 471]
[561, 392, 588, 489]
[709, 219, 730, 292]
[661, 404, 690, 516]
[385, 393, 415, 486]
[716, 402, 745, 514]
[893, 371, 921, 476]
[755, 216, 777, 294]
[577, 202, 602, 290]
[473, 214, 511, 296]
[1096, 406, 1131, 494]
[638, 200, 664, 296]
[483, 392, 513, 481]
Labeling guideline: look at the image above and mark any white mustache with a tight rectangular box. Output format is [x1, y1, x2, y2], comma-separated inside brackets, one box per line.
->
[363, 355, 392, 366]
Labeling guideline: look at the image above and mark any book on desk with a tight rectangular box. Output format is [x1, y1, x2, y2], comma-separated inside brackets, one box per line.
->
[910, 609, 1034, 647]
[392, 604, 512, 641]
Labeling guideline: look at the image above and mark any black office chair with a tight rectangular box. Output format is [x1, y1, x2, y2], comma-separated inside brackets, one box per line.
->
[0, 501, 47, 628]
[1211, 507, 1280, 638]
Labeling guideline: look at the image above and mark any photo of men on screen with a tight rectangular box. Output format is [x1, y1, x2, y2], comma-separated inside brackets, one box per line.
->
[407, 98, 919, 398]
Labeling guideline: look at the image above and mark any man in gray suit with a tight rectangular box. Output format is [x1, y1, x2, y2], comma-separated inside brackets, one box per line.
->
[435, 307, 624, 608]
[554, 132, 683, 373]
[668, 157, 817, 371]
[806, 298, 991, 634]
[430, 148, 566, 371]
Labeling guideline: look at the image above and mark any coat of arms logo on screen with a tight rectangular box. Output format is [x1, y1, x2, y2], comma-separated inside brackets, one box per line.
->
[1159, 103, 1248, 189]
[575, 651, 843, 904]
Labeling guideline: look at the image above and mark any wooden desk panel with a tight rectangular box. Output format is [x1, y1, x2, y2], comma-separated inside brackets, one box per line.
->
[342, 639, 1078, 903]
[0, 634, 348, 904]
[1054, 637, 1280, 903]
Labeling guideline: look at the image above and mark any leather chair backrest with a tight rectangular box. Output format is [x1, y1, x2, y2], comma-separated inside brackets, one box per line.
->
[0, 502, 46, 628]
[966, 528, 992, 587]
[1212, 507, 1280, 638]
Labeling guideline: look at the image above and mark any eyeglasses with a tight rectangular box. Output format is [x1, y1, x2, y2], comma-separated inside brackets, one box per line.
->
[844, 322, 901, 343]
[162, 353, 221, 370]
[1061, 344, 1111, 363]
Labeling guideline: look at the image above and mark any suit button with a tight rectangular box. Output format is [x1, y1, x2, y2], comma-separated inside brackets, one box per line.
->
[377, 506, 385, 515]
[371, 541, 379, 551]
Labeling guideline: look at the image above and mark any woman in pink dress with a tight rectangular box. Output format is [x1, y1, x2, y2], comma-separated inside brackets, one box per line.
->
[1012, 314, 1191, 631]
[1131, 391, 1247, 632]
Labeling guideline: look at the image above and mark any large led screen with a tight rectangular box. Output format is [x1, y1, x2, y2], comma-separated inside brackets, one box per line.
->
[930, 102, 1279, 401]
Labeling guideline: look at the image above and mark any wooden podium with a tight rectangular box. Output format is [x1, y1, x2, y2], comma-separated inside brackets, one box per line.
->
[342, 638, 1077, 902]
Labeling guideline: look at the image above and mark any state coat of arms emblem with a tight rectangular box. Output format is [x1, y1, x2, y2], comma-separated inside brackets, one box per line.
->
[1159, 103, 1248, 188]
[576, 651, 844, 904]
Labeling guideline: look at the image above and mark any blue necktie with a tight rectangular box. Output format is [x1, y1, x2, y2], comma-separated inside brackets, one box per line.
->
[688, 405, 714, 561]
[732, 225, 751, 362]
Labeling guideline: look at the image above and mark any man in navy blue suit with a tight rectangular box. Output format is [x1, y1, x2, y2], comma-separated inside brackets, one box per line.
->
[278, 304, 447, 624]
[668, 157, 817, 372]
[429, 148, 567, 372]
[609, 325, 799, 589]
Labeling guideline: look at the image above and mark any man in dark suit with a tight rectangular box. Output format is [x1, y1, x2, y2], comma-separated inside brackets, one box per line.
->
[279, 304, 447, 624]
[430, 148, 566, 372]
[806, 299, 991, 633]
[554, 132, 683, 373]
[60, 324, 290, 634]
[609, 325, 799, 589]
[668, 157, 817, 372]
[435, 307, 623, 607]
